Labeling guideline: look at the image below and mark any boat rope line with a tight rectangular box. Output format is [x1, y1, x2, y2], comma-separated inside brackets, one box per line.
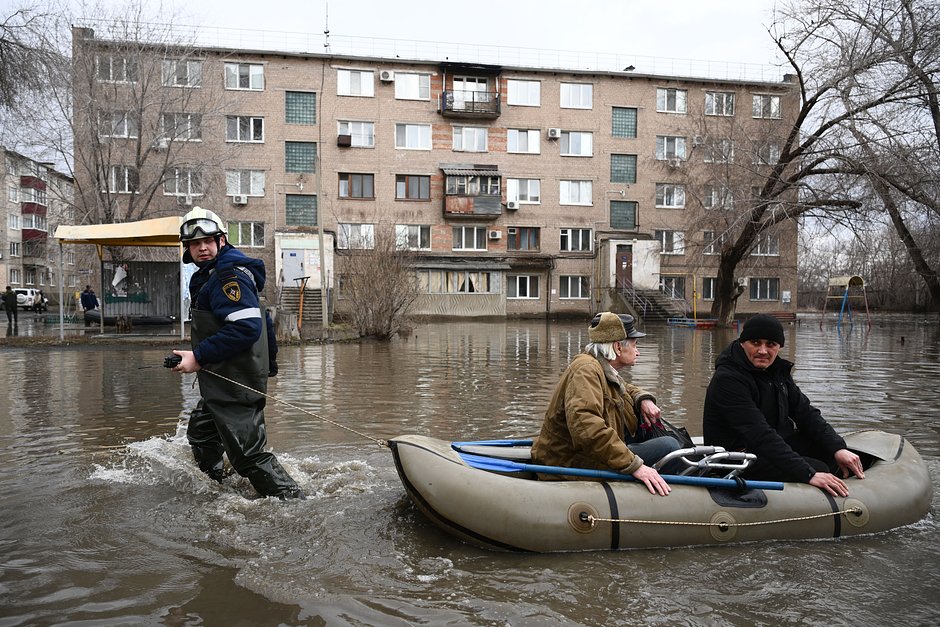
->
[198, 369, 388, 448]
[583, 506, 864, 529]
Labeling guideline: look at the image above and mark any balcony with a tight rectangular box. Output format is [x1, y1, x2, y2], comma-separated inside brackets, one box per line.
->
[443, 195, 502, 219]
[440, 90, 501, 119]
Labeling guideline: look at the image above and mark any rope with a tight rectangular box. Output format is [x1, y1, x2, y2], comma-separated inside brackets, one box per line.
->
[199, 369, 388, 448]
[586, 507, 863, 528]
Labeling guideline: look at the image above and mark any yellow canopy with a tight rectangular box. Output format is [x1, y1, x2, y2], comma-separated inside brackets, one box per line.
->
[54, 216, 183, 247]
[828, 275, 865, 288]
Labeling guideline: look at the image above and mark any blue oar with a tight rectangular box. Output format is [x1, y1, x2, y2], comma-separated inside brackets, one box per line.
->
[457, 452, 785, 491]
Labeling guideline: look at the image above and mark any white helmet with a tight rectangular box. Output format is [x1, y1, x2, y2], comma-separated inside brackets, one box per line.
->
[179, 207, 227, 242]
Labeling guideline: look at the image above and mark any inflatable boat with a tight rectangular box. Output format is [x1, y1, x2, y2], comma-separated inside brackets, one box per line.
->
[389, 430, 932, 552]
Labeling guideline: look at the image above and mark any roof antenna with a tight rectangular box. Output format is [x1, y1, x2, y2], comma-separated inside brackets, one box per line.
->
[324, 3, 331, 53]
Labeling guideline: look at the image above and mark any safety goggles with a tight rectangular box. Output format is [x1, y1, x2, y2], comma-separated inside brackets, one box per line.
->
[180, 218, 222, 240]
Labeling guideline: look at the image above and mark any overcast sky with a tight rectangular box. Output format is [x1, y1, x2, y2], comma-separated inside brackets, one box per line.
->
[160, 0, 784, 77]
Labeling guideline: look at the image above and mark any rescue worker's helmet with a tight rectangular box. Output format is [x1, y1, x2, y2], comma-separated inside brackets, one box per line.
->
[179, 207, 227, 243]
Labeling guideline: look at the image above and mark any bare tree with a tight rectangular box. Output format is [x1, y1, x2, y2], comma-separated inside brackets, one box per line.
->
[335, 224, 420, 340]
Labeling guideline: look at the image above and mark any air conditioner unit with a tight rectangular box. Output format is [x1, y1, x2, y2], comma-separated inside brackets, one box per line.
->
[177, 194, 193, 207]
[337, 134, 352, 147]
[692, 135, 705, 146]
[506, 200, 519, 210]
[153, 138, 169, 150]
[379, 70, 394, 82]
[488, 229, 502, 240]
[547, 127, 562, 139]
[232, 194, 248, 205]
[737, 277, 749, 287]
[667, 158, 681, 168]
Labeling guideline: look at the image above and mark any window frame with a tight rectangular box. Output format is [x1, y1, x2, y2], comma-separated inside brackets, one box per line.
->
[506, 178, 541, 204]
[752, 94, 782, 119]
[452, 226, 488, 251]
[559, 275, 590, 299]
[395, 123, 432, 150]
[749, 277, 780, 300]
[560, 131, 593, 157]
[337, 120, 375, 148]
[394, 72, 431, 100]
[338, 172, 376, 199]
[560, 82, 593, 109]
[395, 174, 431, 200]
[224, 62, 264, 91]
[655, 183, 686, 208]
[225, 169, 266, 196]
[226, 115, 265, 143]
[655, 136, 687, 160]
[656, 87, 688, 114]
[559, 180, 593, 206]
[654, 229, 685, 255]
[705, 91, 735, 116]
[507, 128, 541, 154]
[506, 79, 541, 106]
[559, 227, 592, 252]
[162, 59, 202, 88]
[226, 221, 265, 248]
[452, 126, 488, 152]
[337, 69, 375, 97]
[285, 91, 317, 125]
[395, 224, 431, 250]
[337, 223, 376, 250]
[506, 226, 541, 251]
[507, 274, 540, 299]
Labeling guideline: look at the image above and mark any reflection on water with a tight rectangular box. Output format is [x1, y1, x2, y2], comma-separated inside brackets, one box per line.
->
[0, 316, 938, 625]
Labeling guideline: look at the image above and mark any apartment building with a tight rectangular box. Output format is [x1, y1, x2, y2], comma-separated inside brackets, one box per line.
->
[2, 147, 77, 302]
[71, 27, 798, 321]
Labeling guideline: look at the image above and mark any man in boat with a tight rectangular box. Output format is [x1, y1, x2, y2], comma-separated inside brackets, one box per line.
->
[170, 207, 304, 500]
[531, 312, 681, 496]
[703, 314, 865, 497]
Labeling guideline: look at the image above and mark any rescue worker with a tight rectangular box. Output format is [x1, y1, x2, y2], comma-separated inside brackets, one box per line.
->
[171, 207, 304, 499]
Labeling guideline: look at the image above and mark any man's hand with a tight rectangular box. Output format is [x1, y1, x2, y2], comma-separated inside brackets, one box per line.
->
[834, 448, 865, 479]
[808, 471, 850, 497]
[632, 464, 671, 496]
[172, 349, 201, 374]
[639, 399, 663, 425]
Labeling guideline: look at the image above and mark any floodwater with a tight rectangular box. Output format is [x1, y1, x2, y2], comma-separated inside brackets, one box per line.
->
[1, 316, 938, 626]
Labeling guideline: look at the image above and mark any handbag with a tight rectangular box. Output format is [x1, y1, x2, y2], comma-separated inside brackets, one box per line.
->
[634, 417, 694, 449]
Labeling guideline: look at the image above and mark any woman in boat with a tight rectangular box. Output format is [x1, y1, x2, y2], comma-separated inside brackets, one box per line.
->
[703, 314, 865, 497]
[531, 312, 681, 496]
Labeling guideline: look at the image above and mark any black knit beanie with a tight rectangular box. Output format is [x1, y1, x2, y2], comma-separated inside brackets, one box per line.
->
[739, 314, 785, 346]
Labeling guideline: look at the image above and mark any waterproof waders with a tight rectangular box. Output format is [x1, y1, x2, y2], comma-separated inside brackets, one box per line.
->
[187, 308, 303, 499]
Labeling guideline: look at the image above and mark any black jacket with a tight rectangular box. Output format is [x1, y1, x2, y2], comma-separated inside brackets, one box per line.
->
[703, 341, 846, 482]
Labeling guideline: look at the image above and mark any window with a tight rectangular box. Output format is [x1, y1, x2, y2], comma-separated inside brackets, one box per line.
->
[656, 88, 688, 113]
[453, 126, 488, 152]
[560, 131, 593, 156]
[225, 169, 265, 196]
[560, 275, 590, 299]
[226, 221, 265, 247]
[8, 214, 19, 230]
[750, 277, 780, 300]
[702, 277, 717, 300]
[656, 136, 687, 160]
[507, 80, 540, 106]
[285, 142, 317, 173]
[446, 175, 500, 196]
[285, 91, 316, 124]
[98, 111, 138, 138]
[704, 138, 734, 163]
[396, 175, 430, 200]
[5, 156, 15, 175]
[508, 275, 540, 298]
[705, 91, 735, 116]
[106, 165, 139, 194]
[560, 228, 592, 252]
[752, 94, 781, 119]
[21, 213, 46, 231]
[226, 116, 264, 142]
[752, 232, 780, 256]
[337, 223, 375, 249]
[96, 54, 137, 82]
[703, 184, 733, 209]
[161, 112, 202, 141]
[7, 187, 16, 203]
[162, 59, 202, 87]
[9, 268, 20, 284]
[10, 242, 21, 258]
[507, 129, 540, 154]
[661, 276, 686, 300]
[559, 180, 592, 205]
[394, 73, 430, 100]
[395, 123, 432, 150]
[704, 231, 727, 255]
[164, 167, 201, 196]
[452, 226, 488, 251]
[395, 224, 431, 250]
[421, 270, 495, 294]
[20, 186, 46, 204]
[285, 194, 317, 227]
[560, 82, 593, 109]
[753, 141, 782, 165]
[338, 173, 375, 199]
[611, 154, 637, 184]
[338, 120, 374, 147]
[224, 62, 264, 90]
[655, 184, 686, 208]
[610, 200, 638, 230]
[337, 69, 374, 97]
[507, 227, 540, 251]
[506, 178, 540, 204]
[612, 107, 638, 138]
[655, 230, 685, 254]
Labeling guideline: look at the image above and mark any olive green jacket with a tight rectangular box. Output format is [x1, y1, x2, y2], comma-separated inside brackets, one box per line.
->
[531, 352, 656, 479]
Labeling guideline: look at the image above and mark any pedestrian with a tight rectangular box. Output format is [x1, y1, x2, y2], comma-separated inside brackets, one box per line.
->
[703, 314, 865, 497]
[2, 286, 18, 326]
[530, 312, 681, 496]
[80, 285, 98, 327]
[170, 207, 303, 500]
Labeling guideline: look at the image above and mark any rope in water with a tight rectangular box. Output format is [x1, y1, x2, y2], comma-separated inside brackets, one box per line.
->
[586, 506, 863, 528]
[199, 369, 389, 448]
